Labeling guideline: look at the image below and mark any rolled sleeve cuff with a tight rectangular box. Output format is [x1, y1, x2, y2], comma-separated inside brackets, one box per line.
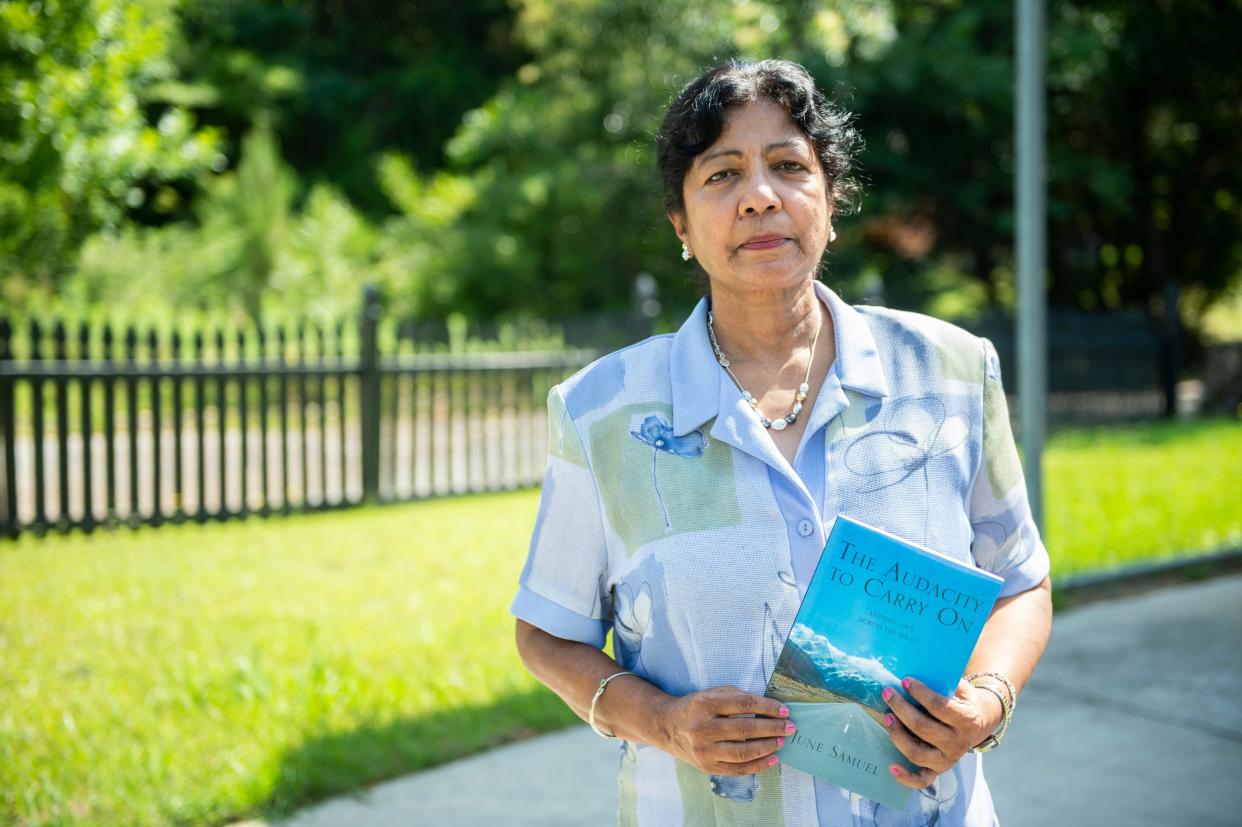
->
[996, 543, 1052, 597]
[510, 585, 609, 648]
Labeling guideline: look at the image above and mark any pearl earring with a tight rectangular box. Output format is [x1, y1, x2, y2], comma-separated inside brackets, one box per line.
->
[829, 229, 837, 242]
[681, 243, 693, 261]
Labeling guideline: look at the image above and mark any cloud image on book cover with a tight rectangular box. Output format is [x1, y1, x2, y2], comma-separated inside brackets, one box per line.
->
[771, 623, 901, 715]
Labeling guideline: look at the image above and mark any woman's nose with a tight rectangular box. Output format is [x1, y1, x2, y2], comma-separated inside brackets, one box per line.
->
[739, 168, 781, 215]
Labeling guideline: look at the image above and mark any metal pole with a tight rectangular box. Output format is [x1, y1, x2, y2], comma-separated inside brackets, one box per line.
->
[1017, 0, 1046, 531]
[0, 318, 17, 538]
[360, 284, 382, 502]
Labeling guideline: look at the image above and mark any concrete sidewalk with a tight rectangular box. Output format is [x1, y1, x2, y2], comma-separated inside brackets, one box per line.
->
[255, 575, 1242, 826]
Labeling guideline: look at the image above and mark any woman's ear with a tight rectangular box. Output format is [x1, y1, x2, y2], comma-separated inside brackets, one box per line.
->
[667, 212, 687, 245]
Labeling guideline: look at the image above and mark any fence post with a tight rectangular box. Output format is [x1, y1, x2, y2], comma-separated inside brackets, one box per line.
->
[1160, 278, 1182, 418]
[359, 284, 382, 502]
[0, 318, 17, 538]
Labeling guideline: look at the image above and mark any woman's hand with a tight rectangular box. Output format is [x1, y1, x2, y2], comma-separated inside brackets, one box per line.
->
[656, 685, 794, 776]
[881, 677, 1004, 789]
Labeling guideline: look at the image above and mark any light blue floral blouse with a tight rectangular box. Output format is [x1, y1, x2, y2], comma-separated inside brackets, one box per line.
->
[511, 279, 1050, 826]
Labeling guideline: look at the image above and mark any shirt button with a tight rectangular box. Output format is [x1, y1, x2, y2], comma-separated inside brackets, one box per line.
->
[797, 519, 814, 537]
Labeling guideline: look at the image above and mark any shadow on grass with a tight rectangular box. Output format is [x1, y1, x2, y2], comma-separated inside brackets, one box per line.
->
[247, 685, 579, 823]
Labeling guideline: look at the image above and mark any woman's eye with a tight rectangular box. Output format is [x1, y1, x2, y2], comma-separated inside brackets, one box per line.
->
[706, 162, 802, 183]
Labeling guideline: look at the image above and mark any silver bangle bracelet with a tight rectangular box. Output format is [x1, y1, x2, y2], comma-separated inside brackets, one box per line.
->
[589, 670, 638, 739]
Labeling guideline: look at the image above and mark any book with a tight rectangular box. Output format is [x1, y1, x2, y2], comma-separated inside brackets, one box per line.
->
[764, 515, 1004, 810]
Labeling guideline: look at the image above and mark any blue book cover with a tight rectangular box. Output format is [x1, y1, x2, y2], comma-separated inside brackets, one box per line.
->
[764, 515, 1004, 810]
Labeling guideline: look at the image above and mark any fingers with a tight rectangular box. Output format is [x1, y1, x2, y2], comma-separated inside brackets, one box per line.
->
[668, 687, 795, 776]
[882, 709, 945, 770]
[882, 677, 988, 779]
[681, 726, 786, 776]
[703, 686, 790, 720]
[711, 749, 783, 776]
[703, 712, 795, 742]
[880, 681, 944, 789]
[882, 685, 953, 751]
[900, 677, 957, 723]
[890, 762, 939, 790]
[715, 735, 786, 765]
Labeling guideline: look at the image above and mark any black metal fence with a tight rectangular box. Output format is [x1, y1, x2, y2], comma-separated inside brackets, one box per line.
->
[962, 308, 1166, 424]
[0, 287, 604, 538]
[0, 283, 1173, 539]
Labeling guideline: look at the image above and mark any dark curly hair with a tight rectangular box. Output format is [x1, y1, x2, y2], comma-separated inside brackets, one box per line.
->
[656, 58, 864, 222]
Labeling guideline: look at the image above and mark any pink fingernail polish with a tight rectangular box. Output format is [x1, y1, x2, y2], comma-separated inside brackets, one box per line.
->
[902, 678, 911, 689]
[777, 737, 786, 748]
[882, 688, 892, 701]
[779, 706, 789, 718]
[890, 766, 900, 777]
[883, 714, 893, 727]
[769, 755, 779, 766]
[785, 721, 796, 733]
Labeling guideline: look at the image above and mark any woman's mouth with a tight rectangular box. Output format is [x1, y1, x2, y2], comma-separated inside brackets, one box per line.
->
[740, 237, 788, 250]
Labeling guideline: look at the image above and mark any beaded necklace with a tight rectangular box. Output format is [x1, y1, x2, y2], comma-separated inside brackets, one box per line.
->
[705, 305, 822, 431]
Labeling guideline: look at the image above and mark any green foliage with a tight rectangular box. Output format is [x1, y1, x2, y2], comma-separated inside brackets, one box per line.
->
[64, 123, 387, 324]
[447, 0, 1242, 332]
[1037, 0, 1242, 318]
[69, 222, 237, 320]
[1199, 280, 1242, 344]
[197, 121, 296, 320]
[2, 0, 1239, 335]
[274, 183, 379, 321]
[384, 0, 1242, 326]
[833, 0, 1018, 311]
[370, 152, 478, 318]
[170, 0, 527, 214]
[0, 0, 224, 305]
[407, 0, 900, 319]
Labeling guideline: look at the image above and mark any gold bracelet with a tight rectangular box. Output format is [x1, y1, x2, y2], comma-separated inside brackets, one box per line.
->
[966, 672, 1015, 753]
[965, 671, 1016, 708]
[589, 670, 638, 739]
[970, 682, 1010, 748]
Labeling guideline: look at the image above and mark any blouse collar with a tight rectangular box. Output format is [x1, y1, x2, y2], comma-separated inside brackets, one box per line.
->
[669, 279, 890, 440]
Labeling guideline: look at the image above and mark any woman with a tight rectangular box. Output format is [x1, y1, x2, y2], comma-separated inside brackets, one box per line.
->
[511, 58, 1052, 826]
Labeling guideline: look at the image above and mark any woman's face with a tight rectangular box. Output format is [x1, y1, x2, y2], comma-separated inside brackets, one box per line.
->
[671, 97, 833, 296]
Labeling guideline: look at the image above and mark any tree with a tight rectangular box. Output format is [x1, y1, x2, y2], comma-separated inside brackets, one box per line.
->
[0, 0, 223, 308]
[816, 0, 1242, 327]
[10, 0, 1239, 339]
[403, 0, 899, 320]
[69, 122, 384, 324]
[398, 0, 1241, 338]
[1043, 0, 1242, 323]
[169, 0, 528, 215]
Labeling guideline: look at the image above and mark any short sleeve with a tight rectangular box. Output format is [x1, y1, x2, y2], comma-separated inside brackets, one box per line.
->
[509, 384, 612, 647]
[968, 337, 1052, 596]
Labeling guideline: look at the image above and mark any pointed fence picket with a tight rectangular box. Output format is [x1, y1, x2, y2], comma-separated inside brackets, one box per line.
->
[0, 286, 611, 537]
[0, 284, 1168, 540]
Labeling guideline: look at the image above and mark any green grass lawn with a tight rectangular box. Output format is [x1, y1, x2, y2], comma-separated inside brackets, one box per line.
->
[1, 418, 1239, 826]
[0, 492, 577, 826]
[1044, 418, 1242, 575]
